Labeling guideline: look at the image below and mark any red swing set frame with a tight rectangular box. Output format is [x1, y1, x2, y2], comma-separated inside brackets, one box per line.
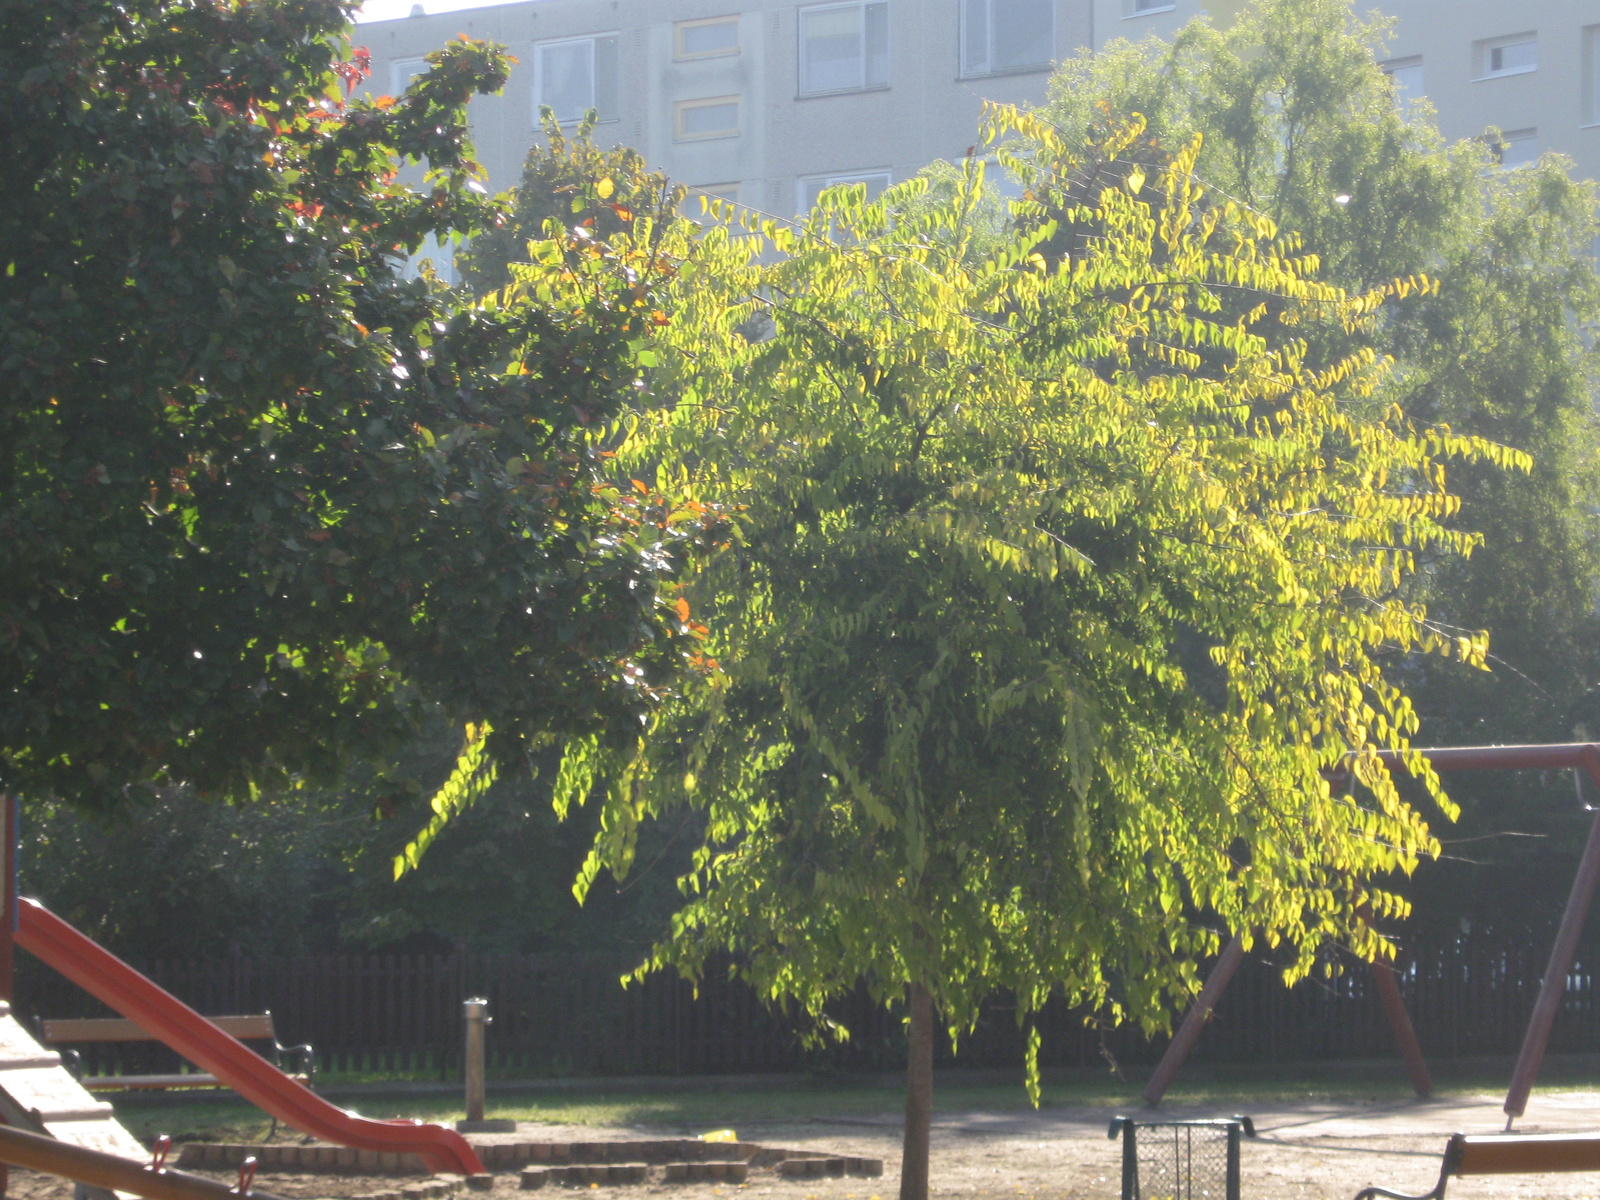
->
[1142, 743, 1600, 1125]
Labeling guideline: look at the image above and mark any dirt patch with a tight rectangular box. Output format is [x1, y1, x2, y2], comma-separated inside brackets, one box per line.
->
[10, 1095, 1600, 1200]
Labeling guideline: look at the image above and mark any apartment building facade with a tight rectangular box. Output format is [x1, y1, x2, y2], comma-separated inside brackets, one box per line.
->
[360, 0, 1599, 279]
[359, 0, 1093, 232]
[1103, 0, 1600, 183]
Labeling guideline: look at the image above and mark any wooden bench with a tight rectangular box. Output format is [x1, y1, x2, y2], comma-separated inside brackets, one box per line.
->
[1355, 1132, 1600, 1200]
[37, 1014, 314, 1092]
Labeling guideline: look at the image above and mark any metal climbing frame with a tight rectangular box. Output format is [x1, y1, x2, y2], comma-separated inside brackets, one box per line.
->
[1107, 1115, 1255, 1200]
[1142, 743, 1600, 1125]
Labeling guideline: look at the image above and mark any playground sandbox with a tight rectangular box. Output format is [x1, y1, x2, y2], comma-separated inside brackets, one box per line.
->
[11, 1096, 1600, 1200]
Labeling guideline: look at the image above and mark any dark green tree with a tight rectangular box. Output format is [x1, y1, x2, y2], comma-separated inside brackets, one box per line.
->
[1, 0, 712, 812]
[457, 114, 687, 298]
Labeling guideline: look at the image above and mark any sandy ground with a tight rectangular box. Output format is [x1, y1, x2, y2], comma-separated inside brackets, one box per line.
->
[15, 1092, 1600, 1200]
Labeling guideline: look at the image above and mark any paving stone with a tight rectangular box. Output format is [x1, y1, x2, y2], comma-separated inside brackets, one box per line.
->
[520, 1168, 548, 1190]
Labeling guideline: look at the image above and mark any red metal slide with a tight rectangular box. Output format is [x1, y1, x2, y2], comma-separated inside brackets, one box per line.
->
[16, 898, 484, 1176]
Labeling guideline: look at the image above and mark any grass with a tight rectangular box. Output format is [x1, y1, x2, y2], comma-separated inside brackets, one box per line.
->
[107, 1062, 1600, 1145]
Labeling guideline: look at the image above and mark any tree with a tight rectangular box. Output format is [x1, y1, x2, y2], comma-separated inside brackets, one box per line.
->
[457, 113, 687, 298]
[560, 112, 1522, 1198]
[1042, 0, 1600, 936]
[1, 0, 711, 812]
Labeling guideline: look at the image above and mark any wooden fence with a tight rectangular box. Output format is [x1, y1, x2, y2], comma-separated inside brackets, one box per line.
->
[11, 933, 1599, 1079]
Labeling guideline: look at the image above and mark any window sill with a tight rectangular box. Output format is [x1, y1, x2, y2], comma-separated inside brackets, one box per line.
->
[795, 83, 892, 99]
[958, 62, 1052, 80]
[675, 132, 742, 142]
[1124, 4, 1176, 16]
[1473, 66, 1537, 81]
[537, 115, 621, 128]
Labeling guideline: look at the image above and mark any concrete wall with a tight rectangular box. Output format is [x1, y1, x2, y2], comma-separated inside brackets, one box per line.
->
[357, 0, 1095, 226]
[358, 0, 1599, 280]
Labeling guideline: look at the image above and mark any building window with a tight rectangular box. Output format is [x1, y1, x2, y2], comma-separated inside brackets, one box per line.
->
[676, 16, 740, 59]
[1493, 128, 1538, 168]
[533, 34, 619, 125]
[683, 183, 741, 218]
[1474, 34, 1536, 80]
[1382, 57, 1423, 113]
[799, 2, 889, 96]
[1128, 0, 1175, 14]
[798, 170, 891, 214]
[675, 96, 741, 141]
[961, 0, 1052, 77]
[391, 58, 430, 94]
[1584, 25, 1600, 126]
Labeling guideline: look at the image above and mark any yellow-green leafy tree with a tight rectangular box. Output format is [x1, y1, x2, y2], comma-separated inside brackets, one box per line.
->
[556, 110, 1525, 1199]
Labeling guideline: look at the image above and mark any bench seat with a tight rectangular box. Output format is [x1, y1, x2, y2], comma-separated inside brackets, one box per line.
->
[37, 1013, 314, 1093]
[1356, 1132, 1600, 1200]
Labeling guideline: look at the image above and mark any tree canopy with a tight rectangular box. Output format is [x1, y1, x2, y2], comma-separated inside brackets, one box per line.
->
[1, 0, 711, 811]
[1043, 0, 1600, 935]
[542, 103, 1525, 1195]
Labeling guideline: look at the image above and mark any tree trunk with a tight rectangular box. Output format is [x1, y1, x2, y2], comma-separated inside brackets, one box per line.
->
[900, 982, 934, 1200]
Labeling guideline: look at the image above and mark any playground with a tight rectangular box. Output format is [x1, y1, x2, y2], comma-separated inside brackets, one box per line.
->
[6, 1085, 1600, 1200]
[8, 744, 1600, 1200]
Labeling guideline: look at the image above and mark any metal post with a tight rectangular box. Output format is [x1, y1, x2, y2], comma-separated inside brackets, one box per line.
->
[1504, 804, 1600, 1122]
[462, 998, 488, 1123]
[1225, 1122, 1240, 1200]
[1120, 1121, 1138, 1200]
[1368, 958, 1432, 1098]
[0, 794, 15, 1003]
[1142, 934, 1247, 1106]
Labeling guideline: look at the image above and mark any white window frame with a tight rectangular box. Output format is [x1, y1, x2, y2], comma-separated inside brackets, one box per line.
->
[1583, 25, 1600, 127]
[531, 33, 620, 127]
[1493, 127, 1538, 169]
[675, 16, 741, 60]
[797, 170, 892, 215]
[1474, 33, 1537, 81]
[391, 58, 430, 95]
[797, 1, 890, 97]
[683, 183, 741, 219]
[1126, 0, 1175, 16]
[1381, 56, 1424, 113]
[960, 0, 1055, 78]
[674, 96, 742, 141]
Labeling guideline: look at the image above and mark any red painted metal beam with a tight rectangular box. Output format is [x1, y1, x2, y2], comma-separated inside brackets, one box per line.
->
[15, 899, 484, 1176]
[1142, 933, 1247, 1106]
[1368, 958, 1433, 1098]
[1361, 745, 1600, 1123]
[1146, 744, 1600, 1112]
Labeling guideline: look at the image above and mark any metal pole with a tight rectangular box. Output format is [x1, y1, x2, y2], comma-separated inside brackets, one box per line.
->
[1120, 1121, 1138, 1200]
[0, 794, 15, 1003]
[1368, 958, 1433, 1098]
[1504, 803, 1600, 1122]
[1225, 1123, 1240, 1200]
[1142, 934, 1247, 1106]
[462, 998, 488, 1123]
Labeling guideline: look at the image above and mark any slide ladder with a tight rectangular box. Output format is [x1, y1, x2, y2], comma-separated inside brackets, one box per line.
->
[17, 898, 484, 1176]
